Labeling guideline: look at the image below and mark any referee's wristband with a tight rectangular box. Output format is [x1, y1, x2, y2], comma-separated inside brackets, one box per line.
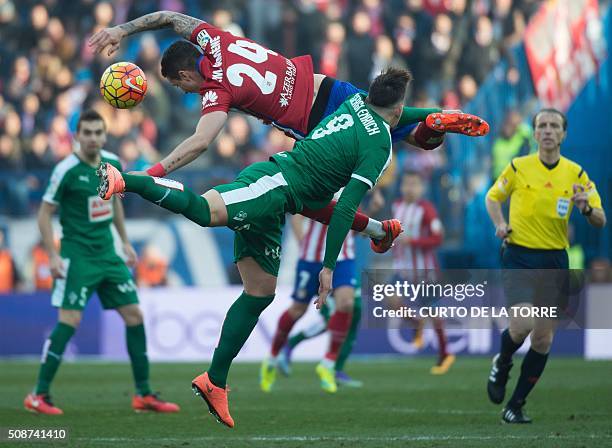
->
[581, 204, 593, 216]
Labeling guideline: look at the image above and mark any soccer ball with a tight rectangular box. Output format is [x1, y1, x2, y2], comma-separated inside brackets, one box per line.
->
[99, 62, 147, 109]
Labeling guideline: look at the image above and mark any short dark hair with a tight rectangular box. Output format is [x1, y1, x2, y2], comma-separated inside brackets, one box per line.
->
[77, 109, 105, 132]
[532, 108, 567, 130]
[161, 41, 201, 79]
[367, 67, 413, 108]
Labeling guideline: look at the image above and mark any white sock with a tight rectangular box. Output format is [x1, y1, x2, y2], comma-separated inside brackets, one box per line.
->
[320, 357, 335, 369]
[365, 218, 385, 239]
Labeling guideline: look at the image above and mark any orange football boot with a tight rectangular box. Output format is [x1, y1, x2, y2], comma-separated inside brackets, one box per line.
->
[426, 112, 490, 137]
[24, 393, 63, 415]
[132, 394, 180, 413]
[192, 372, 235, 428]
[96, 162, 125, 200]
[371, 219, 403, 254]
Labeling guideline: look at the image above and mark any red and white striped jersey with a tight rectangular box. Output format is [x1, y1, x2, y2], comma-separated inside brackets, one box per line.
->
[299, 218, 355, 263]
[392, 199, 443, 272]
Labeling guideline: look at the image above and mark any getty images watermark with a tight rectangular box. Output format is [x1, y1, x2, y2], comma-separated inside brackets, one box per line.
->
[360, 269, 612, 329]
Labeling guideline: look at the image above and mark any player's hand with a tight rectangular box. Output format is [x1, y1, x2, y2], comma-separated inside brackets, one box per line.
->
[495, 223, 512, 239]
[89, 26, 126, 56]
[315, 268, 333, 310]
[123, 242, 138, 267]
[571, 184, 589, 212]
[49, 253, 66, 279]
[127, 170, 148, 176]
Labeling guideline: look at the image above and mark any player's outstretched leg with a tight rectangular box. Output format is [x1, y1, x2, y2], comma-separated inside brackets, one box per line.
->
[97, 163, 213, 227]
[24, 322, 76, 415]
[426, 112, 490, 137]
[371, 219, 404, 253]
[301, 201, 403, 253]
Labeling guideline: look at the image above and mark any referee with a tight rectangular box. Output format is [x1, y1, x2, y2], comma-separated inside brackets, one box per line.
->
[485, 108, 606, 423]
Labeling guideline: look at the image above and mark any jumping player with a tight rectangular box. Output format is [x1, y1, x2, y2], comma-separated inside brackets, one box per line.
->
[97, 68, 415, 428]
[24, 110, 179, 415]
[88, 10, 489, 249]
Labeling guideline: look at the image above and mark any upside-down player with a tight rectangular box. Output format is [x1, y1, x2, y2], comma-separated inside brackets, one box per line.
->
[98, 68, 418, 427]
[88, 10, 488, 248]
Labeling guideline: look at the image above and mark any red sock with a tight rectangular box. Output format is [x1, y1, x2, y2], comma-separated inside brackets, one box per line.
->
[271, 311, 297, 357]
[434, 324, 448, 360]
[301, 201, 369, 232]
[414, 122, 445, 150]
[324, 311, 352, 361]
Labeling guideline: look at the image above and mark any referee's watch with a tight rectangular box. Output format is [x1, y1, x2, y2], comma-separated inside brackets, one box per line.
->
[581, 203, 593, 216]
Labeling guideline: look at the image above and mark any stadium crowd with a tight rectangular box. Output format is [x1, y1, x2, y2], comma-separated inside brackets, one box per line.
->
[0, 0, 539, 213]
[2, 0, 610, 290]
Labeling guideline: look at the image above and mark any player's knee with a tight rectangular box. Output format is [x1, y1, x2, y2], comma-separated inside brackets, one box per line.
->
[334, 287, 354, 312]
[509, 317, 533, 342]
[288, 302, 307, 319]
[118, 305, 144, 326]
[530, 330, 554, 354]
[59, 309, 82, 328]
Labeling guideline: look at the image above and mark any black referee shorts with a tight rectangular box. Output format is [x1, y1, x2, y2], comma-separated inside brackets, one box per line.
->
[501, 243, 573, 310]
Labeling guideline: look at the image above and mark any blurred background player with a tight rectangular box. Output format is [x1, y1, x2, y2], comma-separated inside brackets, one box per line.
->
[261, 212, 360, 393]
[486, 108, 606, 423]
[389, 170, 454, 374]
[23, 110, 179, 415]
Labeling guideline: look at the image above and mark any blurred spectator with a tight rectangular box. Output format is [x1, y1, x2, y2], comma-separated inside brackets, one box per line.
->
[346, 10, 375, 90]
[393, 14, 419, 79]
[30, 239, 54, 291]
[370, 35, 407, 82]
[319, 21, 348, 79]
[24, 132, 55, 170]
[0, 228, 20, 293]
[420, 13, 455, 99]
[491, 110, 534, 178]
[457, 74, 478, 104]
[136, 244, 169, 288]
[212, 8, 244, 37]
[459, 15, 498, 84]
[361, 0, 386, 38]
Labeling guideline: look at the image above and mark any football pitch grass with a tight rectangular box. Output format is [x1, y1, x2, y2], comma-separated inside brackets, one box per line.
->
[1, 358, 611, 447]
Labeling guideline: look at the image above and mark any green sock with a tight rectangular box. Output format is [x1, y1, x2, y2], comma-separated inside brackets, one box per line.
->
[287, 331, 307, 349]
[35, 322, 76, 395]
[208, 292, 275, 388]
[126, 324, 151, 396]
[335, 294, 362, 372]
[398, 106, 442, 127]
[123, 174, 211, 226]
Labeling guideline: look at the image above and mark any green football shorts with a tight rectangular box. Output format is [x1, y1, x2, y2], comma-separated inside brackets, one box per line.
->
[51, 249, 138, 310]
[214, 161, 296, 277]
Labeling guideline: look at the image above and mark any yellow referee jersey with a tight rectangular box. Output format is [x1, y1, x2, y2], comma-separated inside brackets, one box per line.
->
[487, 153, 602, 249]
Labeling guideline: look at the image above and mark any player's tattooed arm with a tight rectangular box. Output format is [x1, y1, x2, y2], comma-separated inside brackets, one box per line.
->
[89, 11, 204, 55]
[118, 11, 204, 40]
[159, 112, 228, 174]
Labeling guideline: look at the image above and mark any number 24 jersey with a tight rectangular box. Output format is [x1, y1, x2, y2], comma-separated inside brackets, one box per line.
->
[190, 22, 314, 139]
